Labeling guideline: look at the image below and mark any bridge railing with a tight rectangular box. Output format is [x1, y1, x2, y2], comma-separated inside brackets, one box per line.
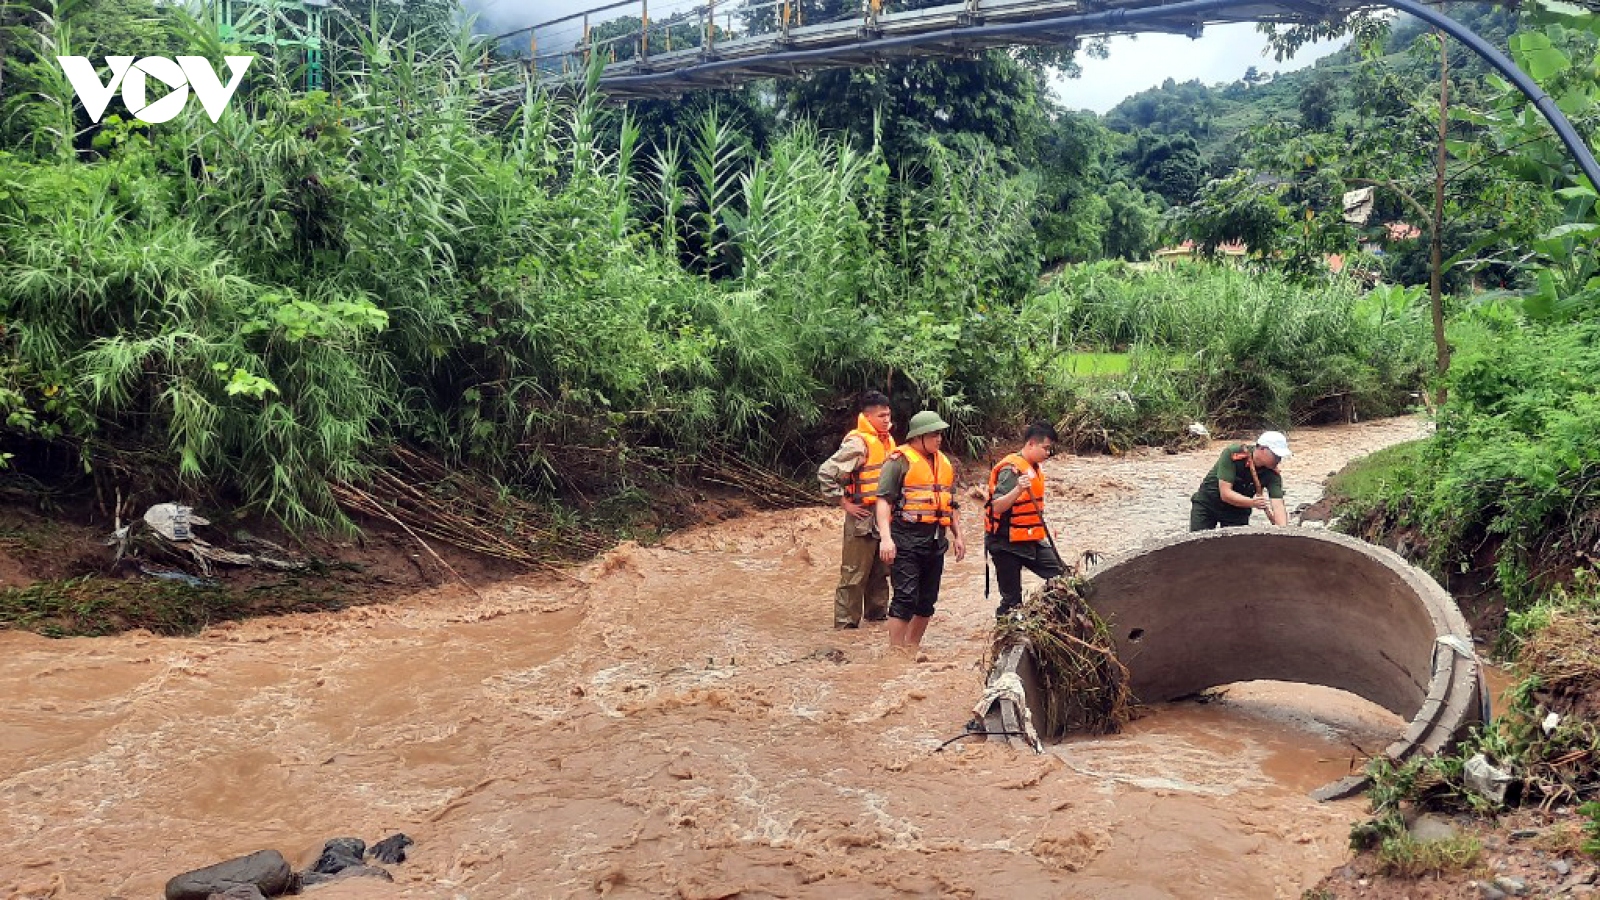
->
[484, 0, 915, 87]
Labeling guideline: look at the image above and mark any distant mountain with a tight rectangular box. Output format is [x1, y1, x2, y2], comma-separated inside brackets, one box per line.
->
[1099, 3, 1519, 173]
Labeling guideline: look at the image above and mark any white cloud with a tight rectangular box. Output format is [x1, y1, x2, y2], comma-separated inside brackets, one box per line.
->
[1050, 23, 1347, 114]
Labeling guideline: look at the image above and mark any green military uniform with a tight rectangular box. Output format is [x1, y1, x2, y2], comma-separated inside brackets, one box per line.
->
[1190, 443, 1284, 530]
[818, 430, 890, 627]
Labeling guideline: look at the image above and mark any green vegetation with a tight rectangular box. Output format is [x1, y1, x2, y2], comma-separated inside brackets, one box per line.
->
[1103, 2, 1520, 169]
[1061, 353, 1132, 378]
[0, 4, 1053, 526]
[0, 576, 349, 636]
[1326, 310, 1600, 606]
[0, 0, 1446, 536]
[1583, 800, 1600, 856]
[1374, 832, 1483, 877]
[1029, 263, 1431, 450]
[1323, 441, 1425, 527]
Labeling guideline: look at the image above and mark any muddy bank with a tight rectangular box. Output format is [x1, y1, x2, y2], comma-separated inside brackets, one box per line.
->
[0, 418, 1430, 899]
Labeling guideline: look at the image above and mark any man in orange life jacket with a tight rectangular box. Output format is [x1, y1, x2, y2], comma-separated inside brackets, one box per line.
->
[984, 422, 1064, 620]
[875, 411, 966, 651]
[1189, 431, 1292, 530]
[817, 391, 896, 629]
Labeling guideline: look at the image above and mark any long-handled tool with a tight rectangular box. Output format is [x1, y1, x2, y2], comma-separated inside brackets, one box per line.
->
[1243, 444, 1279, 525]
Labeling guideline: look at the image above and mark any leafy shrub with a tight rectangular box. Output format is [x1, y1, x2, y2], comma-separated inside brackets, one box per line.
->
[1023, 262, 1431, 440]
[0, 11, 1061, 523]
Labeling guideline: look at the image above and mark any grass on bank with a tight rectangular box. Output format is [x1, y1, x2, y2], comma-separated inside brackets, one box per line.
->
[0, 576, 349, 636]
[1062, 352, 1132, 378]
[1323, 440, 1425, 525]
[1376, 832, 1484, 877]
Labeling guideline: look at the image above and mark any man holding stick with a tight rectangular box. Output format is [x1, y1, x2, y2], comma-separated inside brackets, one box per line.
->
[1189, 431, 1291, 530]
[984, 421, 1065, 620]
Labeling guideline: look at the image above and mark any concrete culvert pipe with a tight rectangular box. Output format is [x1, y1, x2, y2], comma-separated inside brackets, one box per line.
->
[982, 527, 1485, 801]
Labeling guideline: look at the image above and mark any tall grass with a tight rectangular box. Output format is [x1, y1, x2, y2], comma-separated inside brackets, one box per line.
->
[1024, 261, 1432, 440]
[0, 8, 1068, 524]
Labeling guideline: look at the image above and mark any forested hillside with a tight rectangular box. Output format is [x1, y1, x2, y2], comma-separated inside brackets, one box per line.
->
[0, 0, 1591, 546]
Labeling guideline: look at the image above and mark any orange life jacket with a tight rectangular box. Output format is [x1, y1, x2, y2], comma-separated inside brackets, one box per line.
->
[985, 452, 1046, 542]
[894, 445, 953, 527]
[845, 414, 895, 506]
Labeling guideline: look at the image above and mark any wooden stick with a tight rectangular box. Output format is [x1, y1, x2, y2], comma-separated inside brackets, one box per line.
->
[339, 483, 487, 602]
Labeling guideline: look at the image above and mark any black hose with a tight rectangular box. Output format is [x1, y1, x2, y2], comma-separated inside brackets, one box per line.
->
[935, 728, 1032, 751]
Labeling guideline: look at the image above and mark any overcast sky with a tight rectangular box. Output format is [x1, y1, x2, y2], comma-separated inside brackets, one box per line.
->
[1050, 23, 1347, 114]
[467, 0, 599, 36]
[475, 3, 1349, 114]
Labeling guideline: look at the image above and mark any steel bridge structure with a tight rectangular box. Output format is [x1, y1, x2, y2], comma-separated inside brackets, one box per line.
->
[485, 0, 1599, 189]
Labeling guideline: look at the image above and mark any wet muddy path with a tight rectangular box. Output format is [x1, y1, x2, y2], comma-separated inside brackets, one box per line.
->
[1, 418, 1430, 899]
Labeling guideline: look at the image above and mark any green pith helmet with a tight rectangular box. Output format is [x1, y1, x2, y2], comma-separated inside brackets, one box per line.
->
[904, 411, 950, 441]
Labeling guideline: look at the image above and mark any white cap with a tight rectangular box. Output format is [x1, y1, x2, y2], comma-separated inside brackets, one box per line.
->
[1257, 431, 1292, 460]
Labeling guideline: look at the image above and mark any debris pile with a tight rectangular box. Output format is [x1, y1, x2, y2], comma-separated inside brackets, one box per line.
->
[1500, 607, 1600, 807]
[107, 502, 306, 579]
[330, 445, 607, 570]
[992, 575, 1133, 737]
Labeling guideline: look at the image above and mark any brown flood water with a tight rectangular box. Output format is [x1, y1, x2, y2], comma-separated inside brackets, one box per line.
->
[1, 418, 1433, 899]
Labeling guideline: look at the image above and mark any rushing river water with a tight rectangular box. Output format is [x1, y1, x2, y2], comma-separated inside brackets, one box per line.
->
[0, 417, 1433, 899]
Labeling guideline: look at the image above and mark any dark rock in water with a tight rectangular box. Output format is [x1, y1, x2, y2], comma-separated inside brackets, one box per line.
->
[326, 837, 366, 859]
[310, 837, 366, 875]
[300, 865, 393, 889]
[369, 833, 413, 865]
[165, 850, 294, 900]
[347, 865, 393, 882]
[206, 887, 266, 900]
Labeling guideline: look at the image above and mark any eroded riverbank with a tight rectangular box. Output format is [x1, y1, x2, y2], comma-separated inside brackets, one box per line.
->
[1, 417, 1431, 899]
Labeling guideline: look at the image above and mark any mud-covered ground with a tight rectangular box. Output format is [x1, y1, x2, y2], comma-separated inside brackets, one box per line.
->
[1, 418, 1432, 899]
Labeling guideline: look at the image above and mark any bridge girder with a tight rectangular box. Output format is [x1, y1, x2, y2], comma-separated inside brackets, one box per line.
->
[488, 0, 1598, 189]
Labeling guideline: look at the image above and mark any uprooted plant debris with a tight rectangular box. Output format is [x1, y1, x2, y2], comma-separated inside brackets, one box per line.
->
[991, 575, 1134, 737]
[1503, 608, 1600, 808]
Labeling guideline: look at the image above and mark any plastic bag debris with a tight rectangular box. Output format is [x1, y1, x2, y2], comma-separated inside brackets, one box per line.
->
[144, 503, 212, 542]
[1463, 753, 1514, 806]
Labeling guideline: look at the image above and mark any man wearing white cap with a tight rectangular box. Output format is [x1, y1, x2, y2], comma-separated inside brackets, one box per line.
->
[1189, 431, 1292, 530]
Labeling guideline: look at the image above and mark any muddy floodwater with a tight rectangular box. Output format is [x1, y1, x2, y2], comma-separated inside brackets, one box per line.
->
[1, 418, 1432, 899]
